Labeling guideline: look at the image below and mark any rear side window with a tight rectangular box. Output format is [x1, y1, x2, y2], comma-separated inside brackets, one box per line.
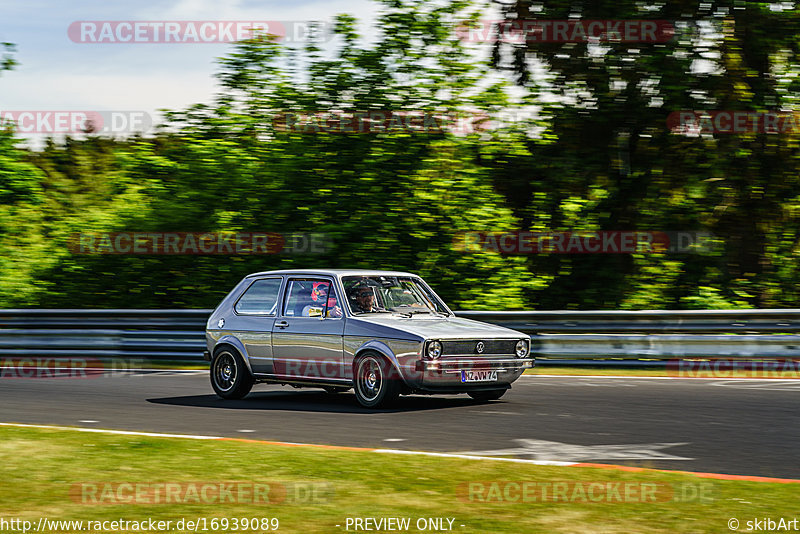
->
[235, 278, 282, 315]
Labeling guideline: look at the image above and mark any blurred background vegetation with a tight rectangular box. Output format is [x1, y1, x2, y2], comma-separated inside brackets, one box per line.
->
[1, 0, 799, 310]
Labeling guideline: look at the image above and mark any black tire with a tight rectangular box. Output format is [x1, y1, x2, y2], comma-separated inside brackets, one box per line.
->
[323, 386, 350, 394]
[467, 389, 507, 402]
[353, 353, 401, 408]
[210, 347, 254, 400]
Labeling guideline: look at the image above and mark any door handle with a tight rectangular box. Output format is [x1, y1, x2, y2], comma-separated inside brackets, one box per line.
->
[275, 320, 289, 329]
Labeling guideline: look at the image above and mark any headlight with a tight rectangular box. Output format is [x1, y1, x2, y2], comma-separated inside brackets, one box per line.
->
[515, 339, 529, 358]
[426, 340, 442, 360]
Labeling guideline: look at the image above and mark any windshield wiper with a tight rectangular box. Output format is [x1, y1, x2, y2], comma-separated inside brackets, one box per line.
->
[389, 306, 436, 317]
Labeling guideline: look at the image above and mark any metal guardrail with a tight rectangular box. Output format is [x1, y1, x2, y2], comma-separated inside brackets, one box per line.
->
[0, 310, 210, 362]
[463, 310, 800, 366]
[456, 309, 800, 333]
[2, 309, 800, 366]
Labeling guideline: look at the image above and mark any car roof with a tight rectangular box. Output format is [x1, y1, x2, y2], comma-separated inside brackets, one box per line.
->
[245, 269, 419, 279]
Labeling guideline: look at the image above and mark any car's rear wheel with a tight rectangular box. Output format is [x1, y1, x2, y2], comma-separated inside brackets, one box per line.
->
[353, 353, 400, 408]
[467, 389, 507, 402]
[210, 348, 254, 400]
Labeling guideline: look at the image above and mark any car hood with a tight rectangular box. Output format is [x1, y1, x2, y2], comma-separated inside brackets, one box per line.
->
[348, 314, 525, 340]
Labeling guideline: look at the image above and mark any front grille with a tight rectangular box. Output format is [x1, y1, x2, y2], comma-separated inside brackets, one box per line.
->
[441, 339, 517, 356]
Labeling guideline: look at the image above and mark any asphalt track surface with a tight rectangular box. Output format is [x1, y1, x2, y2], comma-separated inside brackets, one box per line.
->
[1, 372, 798, 479]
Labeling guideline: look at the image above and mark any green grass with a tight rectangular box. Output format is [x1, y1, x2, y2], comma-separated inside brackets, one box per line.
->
[526, 367, 674, 377]
[141, 361, 208, 370]
[0, 426, 797, 533]
[527, 366, 800, 378]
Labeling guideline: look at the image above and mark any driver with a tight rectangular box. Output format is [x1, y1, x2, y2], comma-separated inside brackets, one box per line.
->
[350, 285, 381, 313]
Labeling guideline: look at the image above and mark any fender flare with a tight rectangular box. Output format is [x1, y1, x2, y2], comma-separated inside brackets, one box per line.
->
[353, 340, 410, 387]
[211, 336, 254, 375]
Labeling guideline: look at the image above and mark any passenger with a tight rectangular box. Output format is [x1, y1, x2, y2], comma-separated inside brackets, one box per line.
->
[302, 282, 342, 318]
[326, 295, 343, 318]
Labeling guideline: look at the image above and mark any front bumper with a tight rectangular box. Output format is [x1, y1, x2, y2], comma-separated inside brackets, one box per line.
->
[410, 357, 534, 389]
[415, 357, 534, 373]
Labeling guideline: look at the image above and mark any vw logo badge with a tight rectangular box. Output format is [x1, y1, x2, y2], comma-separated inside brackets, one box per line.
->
[476, 341, 485, 354]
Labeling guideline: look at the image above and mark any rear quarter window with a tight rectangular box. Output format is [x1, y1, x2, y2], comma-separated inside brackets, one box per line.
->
[234, 278, 282, 315]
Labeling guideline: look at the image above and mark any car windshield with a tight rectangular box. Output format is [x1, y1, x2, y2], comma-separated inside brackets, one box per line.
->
[342, 276, 450, 316]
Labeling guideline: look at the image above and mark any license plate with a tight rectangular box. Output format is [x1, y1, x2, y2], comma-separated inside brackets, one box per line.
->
[461, 370, 498, 383]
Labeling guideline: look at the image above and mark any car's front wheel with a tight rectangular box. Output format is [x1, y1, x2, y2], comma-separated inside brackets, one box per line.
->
[353, 353, 401, 408]
[467, 389, 507, 402]
[210, 348, 254, 400]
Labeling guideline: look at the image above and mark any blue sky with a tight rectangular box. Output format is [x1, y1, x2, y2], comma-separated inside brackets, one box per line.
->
[1, 0, 378, 141]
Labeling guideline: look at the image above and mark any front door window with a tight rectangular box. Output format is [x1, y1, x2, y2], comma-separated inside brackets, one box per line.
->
[284, 279, 343, 318]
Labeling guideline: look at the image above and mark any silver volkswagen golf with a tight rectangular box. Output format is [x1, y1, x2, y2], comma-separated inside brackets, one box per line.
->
[205, 269, 534, 408]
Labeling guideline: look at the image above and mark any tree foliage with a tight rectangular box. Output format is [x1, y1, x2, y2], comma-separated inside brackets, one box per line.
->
[2, 1, 800, 309]
[0, 42, 17, 75]
[0, 1, 538, 309]
[488, 0, 800, 308]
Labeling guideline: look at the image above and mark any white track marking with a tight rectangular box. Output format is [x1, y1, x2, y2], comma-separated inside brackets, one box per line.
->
[374, 449, 575, 466]
[709, 380, 800, 391]
[0, 422, 576, 466]
[469, 410, 522, 416]
[458, 438, 694, 462]
[0, 423, 220, 440]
